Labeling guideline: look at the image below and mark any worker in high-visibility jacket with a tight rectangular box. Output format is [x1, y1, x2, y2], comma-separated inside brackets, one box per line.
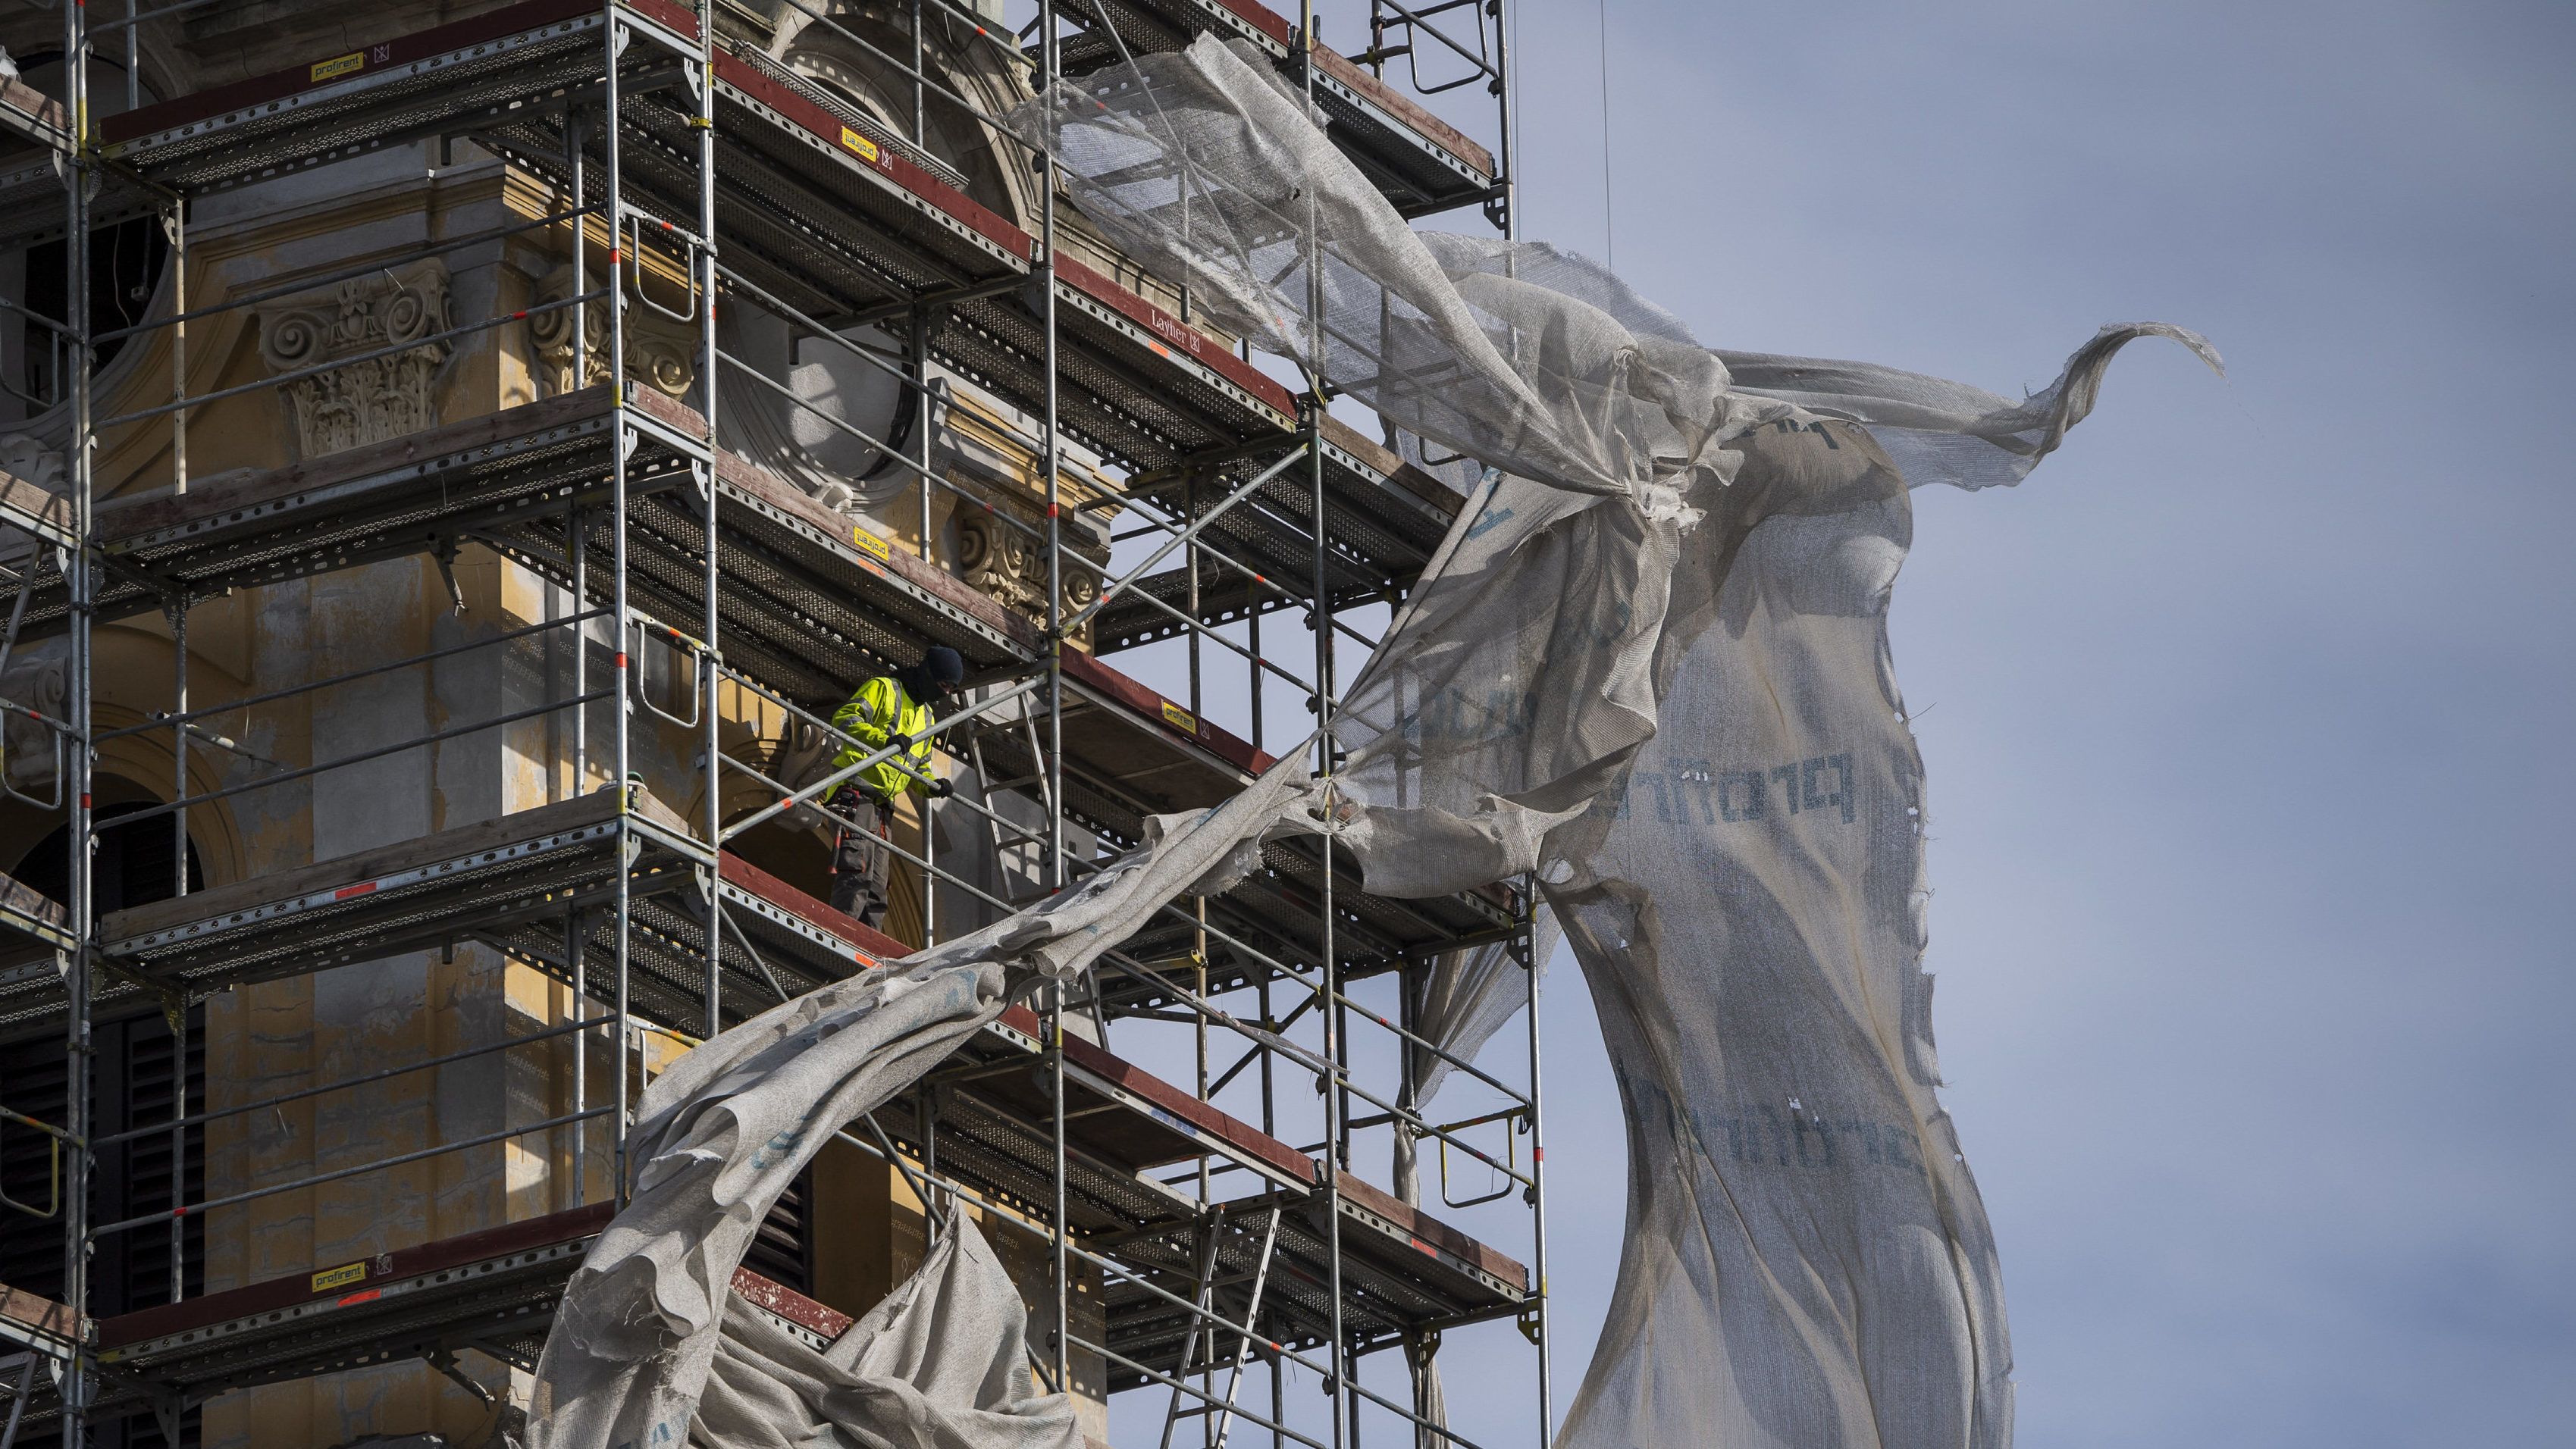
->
[824, 646, 962, 928]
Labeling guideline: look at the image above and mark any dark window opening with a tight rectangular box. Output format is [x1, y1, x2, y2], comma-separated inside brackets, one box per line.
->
[5, 51, 165, 406]
[743, 1168, 813, 1295]
[12, 801, 205, 916]
[1, 802, 204, 1448]
[15, 215, 167, 404]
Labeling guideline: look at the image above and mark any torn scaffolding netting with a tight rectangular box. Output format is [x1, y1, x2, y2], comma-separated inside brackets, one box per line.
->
[530, 31, 2216, 1449]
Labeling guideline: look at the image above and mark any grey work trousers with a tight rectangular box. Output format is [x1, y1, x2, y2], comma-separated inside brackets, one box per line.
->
[826, 790, 893, 931]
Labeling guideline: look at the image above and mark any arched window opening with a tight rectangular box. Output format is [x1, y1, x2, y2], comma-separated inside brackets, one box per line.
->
[11, 797, 205, 917]
[1, 51, 167, 424]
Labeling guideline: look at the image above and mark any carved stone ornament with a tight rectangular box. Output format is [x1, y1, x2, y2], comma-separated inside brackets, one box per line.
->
[527, 264, 697, 400]
[954, 498, 1104, 643]
[2, 657, 65, 792]
[256, 258, 455, 458]
[0, 434, 64, 490]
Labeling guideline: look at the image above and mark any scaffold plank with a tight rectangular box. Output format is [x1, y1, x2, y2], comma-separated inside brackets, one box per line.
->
[0, 1284, 81, 1360]
[477, 843, 910, 1037]
[1094, 413, 1467, 653]
[0, 74, 71, 154]
[961, 648, 1273, 853]
[0, 390, 1033, 712]
[0, 871, 74, 959]
[80, 1203, 617, 1426]
[112, 787, 688, 981]
[0, 468, 76, 553]
[480, 400, 1039, 705]
[96, 0, 635, 193]
[1102, 1169, 1530, 1386]
[0, 789, 696, 1047]
[0, 387, 676, 640]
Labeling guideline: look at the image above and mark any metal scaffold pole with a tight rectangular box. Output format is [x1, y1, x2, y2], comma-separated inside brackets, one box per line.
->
[604, 1, 637, 1209]
[1295, 8, 1351, 1449]
[1496, 5, 1553, 1435]
[1523, 903, 1553, 1448]
[694, 4, 726, 1044]
[1040, 0, 1074, 1405]
[61, 2, 96, 1444]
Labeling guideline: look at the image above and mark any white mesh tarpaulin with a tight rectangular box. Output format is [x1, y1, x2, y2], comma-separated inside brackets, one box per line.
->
[1014, 34, 2215, 1449]
[1541, 415, 2003, 1447]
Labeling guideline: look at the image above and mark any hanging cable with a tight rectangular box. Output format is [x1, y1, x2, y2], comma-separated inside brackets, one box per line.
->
[1598, 0, 1616, 271]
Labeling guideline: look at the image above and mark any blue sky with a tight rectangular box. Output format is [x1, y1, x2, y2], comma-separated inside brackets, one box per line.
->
[1446, 2, 2574, 1445]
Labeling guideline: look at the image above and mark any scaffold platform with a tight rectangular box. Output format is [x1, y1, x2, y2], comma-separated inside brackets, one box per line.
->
[0, 0, 1488, 684]
[1094, 415, 1467, 655]
[8, 388, 1452, 718]
[1052, 0, 1500, 220]
[3, 388, 679, 640]
[964, 648, 1522, 998]
[1103, 1167, 1531, 1388]
[1, 389, 1024, 690]
[481, 396, 1042, 703]
[0, 1008, 1526, 1435]
[0, 789, 698, 1045]
[84, 1203, 616, 1428]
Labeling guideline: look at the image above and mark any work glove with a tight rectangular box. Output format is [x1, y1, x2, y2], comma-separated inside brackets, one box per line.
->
[888, 732, 913, 752]
[928, 778, 954, 800]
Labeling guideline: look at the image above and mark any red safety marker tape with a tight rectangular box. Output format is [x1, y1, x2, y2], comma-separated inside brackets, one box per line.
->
[337, 1289, 381, 1307]
[334, 881, 380, 901]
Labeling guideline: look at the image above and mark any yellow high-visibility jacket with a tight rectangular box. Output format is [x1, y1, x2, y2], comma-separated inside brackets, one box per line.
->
[829, 674, 935, 803]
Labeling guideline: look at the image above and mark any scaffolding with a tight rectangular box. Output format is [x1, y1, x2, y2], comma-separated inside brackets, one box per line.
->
[0, 2, 1543, 1447]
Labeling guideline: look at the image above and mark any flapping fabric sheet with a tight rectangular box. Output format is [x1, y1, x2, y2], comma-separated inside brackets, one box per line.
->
[695, 1213, 1066, 1449]
[1015, 36, 2212, 1449]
